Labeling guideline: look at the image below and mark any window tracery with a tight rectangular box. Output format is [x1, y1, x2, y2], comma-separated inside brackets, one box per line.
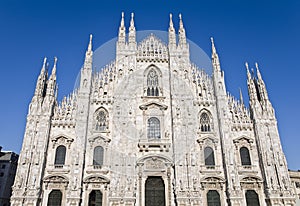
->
[94, 108, 109, 132]
[200, 112, 212, 132]
[147, 69, 159, 96]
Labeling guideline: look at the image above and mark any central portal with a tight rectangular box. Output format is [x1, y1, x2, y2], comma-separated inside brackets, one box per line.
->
[145, 176, 166, 206]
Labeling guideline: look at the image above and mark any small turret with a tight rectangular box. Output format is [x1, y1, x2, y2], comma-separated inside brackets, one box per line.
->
[46, 57, 57, 97]
[178, 14, 187, 47]
[118, 12, 126, 45]
[168, 13, 176, 49]
[246, 62, 259, 104]
[211, 37, 221, 73]
[255, 62, 269, 102]
[128, 12, 136, 48]
[34, 57, 48, 98]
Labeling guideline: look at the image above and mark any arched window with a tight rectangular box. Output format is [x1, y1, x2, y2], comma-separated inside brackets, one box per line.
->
[93, 146, 104, 166]
[200, 112, 211, 132]
[245, 190, 260, 206]
[147, 69, 159, 96]
[54, 145, 66, 165]
[207, 190, 221, 206]
[95, 108, 108, 131]
[89, 190, 103, 206]
[47, 190, 62, 206]
[240, 147, 251, 165]
[204, 147, 215, 166]
[147, 117, 160, 139]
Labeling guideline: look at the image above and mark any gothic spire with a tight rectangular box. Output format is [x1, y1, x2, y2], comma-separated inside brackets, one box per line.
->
[84, 34, 93, 70]
[211, 37, 221, 72]
[51, 57, 57, 76]
[246, 62, 251, 81]
[118, 12, 126, 44]
[34, 57, 48, 98]
[168, 13, 176, 48]
[246, 62, 259, 103]
[46, 57, 57, 97]
[87, 34, 92, 53]
[128, 12, 136, 46]
[178, 13, 187, 46]
[255, 62, 269, 102]
[41, 57, 47, 75]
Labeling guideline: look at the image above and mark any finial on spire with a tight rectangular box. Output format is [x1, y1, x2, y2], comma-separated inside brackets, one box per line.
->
[88, 34, 93, 52]
[121, 12, 125, 27]
[130, 13, 134, 27]
[211, 37, 216, 54]
[52, 57, 57, 75]
[245, 62, 249, 70]
[255, 62, 263, 80]
[239, 88, 244, 105]
[169, 13, 174, 28]
[245, 62, 251, 80]
[41, 57, 47, 73]
[179, 13, 183, 28]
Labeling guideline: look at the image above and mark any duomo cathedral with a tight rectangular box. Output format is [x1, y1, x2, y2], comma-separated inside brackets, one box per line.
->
[11, 13, 300, 206]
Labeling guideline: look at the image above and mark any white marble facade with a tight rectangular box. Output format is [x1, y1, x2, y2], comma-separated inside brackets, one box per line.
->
[11, 13, 297, 206]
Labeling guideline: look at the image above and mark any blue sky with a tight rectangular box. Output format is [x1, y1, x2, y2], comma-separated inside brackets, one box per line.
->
[0, 1, 299, 170]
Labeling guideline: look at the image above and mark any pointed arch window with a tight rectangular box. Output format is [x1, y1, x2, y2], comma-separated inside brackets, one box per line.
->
[207, 190, 221, 206]
[147, 117, 161, 139]
[95, 108, 109, 132]
[240, 147, 251, 165]
[200, 112, 211, 132]
[245, 190, 260, 206]
[93, 146, 104, 166]
[204, 146, 215, 166]
[47, 190, 62, 206]
[147, 69, 159, 96]
[54, 145, 66, 165]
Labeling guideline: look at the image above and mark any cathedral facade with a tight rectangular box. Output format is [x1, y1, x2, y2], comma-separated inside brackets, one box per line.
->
[11, 13, 297, 206]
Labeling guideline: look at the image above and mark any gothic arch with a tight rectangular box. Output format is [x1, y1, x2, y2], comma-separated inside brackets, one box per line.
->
[94, 107, 109, 132]
[143, 65, 163, 97]
[199, 109, 213, 132]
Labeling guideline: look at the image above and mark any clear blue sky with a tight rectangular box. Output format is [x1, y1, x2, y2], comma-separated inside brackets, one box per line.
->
[0, 1, 299, 170]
